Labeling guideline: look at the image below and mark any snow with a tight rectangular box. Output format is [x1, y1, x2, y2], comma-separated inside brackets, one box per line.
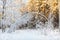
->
[0, 29, 60, 40]
[8, 13, 35, 32]
[0, 0, 60, 40]
[0, 0, 23, 27]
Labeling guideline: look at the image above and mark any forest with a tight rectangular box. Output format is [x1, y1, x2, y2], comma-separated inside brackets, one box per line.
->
[0, 0, 59, 32]
[0, 0, 60, 40]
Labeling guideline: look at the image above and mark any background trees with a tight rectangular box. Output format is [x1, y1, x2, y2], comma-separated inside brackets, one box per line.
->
[0, 0, 59, 32]
[26, 0, 59, 28]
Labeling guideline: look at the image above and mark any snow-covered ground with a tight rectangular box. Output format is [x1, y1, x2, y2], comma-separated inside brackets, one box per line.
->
[0, 29, 60, 40]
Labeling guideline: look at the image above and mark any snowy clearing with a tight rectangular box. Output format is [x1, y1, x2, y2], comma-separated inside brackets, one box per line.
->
[0, 29, 60, 40]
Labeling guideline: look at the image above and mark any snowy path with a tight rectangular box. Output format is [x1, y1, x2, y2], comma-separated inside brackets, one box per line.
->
[0, 29, 60, 40]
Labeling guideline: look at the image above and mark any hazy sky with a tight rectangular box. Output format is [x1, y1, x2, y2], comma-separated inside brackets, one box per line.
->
[22, 0, 29, 3]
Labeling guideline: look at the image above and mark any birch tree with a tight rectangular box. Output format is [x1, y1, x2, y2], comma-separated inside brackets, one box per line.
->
[1, 0, 6, 32]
